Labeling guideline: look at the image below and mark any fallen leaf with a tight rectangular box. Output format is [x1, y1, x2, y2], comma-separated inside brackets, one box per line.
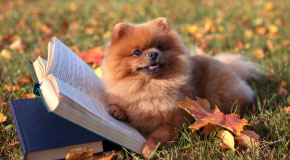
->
[0, 102, 9, 110]
[187, 25, 198, 35]
[9, 141, 20, 147]
[93, 152, 115, 160]
[65, 148, 93, 160]
[235, 130, 260, 149]
[1, 49, 12, 60]
[4, 85, 21, 91]
[281, 40, 290, 47]
[284, 106, 290, 114]
[16, 76, 33, 84]
[21, 93, 36, 99]
[177, 97, 248, 135]
[280, 81, 288, 87]
[256, 26, 266, 35]
[253, 49, 265, 59]
[218, 130, 235, 151]
[0, 112, 7, 123]
[266, 40, 273, 51]
[268, 25, 278, 34]
[9, 39, 26, 52]
[94, 67, 102, 78]
[34, 48, 46, 57]
[244, 29, 254, 38]
[78, 46, 105, 64]
[264, 2, 273, 10]
[203, 124, 217, 136]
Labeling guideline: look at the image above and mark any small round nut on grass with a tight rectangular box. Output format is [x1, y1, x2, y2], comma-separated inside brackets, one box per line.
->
[235, 130, 260, 149]
[218, 130, 236, 151]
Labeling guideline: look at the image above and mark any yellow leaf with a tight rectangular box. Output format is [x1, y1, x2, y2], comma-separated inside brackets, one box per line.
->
[103, 31, 111, 39]
[218, 130, 236, 151]
[85, 27, 95, 35]
[254, 18, 263, 26]
[65, 148, 93, 160]
[94, 67, 102, 78]
[0, 112, 7, 123]
[236, 130, 260, 149]
[1, 49, 12, 60]
[187, 25, 198, 35]
[69, 2, 77, 12]
[244, 29, 254, 38]
[264, 2, 273, 10]
[268, 25, 278, 34]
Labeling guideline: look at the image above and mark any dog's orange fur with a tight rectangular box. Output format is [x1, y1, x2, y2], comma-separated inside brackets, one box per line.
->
[101, 18, 255, 158]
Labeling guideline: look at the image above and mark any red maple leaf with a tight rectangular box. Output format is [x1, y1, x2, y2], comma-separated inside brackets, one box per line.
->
[78, 46, 105, 64]
[177, 97, 248, 135]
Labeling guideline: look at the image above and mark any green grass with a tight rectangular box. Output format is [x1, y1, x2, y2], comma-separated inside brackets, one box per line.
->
[0, 0, 289, 159]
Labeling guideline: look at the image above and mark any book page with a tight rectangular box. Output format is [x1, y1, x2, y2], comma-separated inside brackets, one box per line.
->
[47, 37, 104, 101]
[32, 56, 47, 82]
[46, 76, 145, 141]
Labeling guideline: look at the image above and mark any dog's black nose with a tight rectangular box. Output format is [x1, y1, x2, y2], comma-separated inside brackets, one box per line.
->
[148, 52, 158, 60]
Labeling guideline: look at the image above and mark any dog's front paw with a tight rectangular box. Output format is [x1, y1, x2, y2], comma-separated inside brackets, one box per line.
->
[142, 141, 157, 159]
[108, 105, 127, 121]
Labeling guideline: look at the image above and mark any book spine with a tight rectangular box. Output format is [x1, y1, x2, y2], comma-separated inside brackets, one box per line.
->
[10, 100, 28, 160]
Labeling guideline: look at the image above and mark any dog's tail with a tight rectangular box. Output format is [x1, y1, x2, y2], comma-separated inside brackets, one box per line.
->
[214, 54, 266, 80]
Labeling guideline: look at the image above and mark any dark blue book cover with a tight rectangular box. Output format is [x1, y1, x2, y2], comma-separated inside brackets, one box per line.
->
[10, 98, 108, 160]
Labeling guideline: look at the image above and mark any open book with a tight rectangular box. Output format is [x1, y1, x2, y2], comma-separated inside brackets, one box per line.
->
[31, 37, 146, 154]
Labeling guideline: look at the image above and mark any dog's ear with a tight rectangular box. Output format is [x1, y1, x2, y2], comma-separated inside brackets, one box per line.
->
[153, 17, 170, 30]
[112, 23, 132, 41]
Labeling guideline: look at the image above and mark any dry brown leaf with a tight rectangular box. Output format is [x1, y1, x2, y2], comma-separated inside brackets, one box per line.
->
[34, 48, 46, 57]
[218, 130, 235, 151]
[236, 130, 260, 149]
[65, 148, 93, 160]
[219, 141, 229, 151]
[93, 152, 115, 160]
[0, 112, 7, 123]
[177, 97, 248, 135]
[0, 102, 9, 110]
[203, 124, 217, 136]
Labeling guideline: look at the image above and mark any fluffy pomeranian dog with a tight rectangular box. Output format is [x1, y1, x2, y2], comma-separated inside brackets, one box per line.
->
[101, 18, 259, 158]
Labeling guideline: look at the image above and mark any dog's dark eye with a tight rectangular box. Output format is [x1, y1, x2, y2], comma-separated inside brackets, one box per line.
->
[157, 45, 164, 51]
[133, 50, 142, 56]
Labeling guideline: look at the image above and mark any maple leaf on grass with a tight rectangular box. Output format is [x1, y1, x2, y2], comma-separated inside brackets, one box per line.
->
[176, 97, 248, 135]
[78, 46, 105, 64]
